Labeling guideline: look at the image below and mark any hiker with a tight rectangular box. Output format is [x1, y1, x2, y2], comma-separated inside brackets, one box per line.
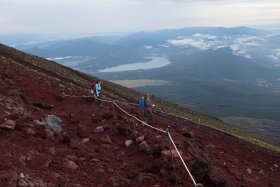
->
[139, 95, 145, 110]
[144, 94, 154, 123]
[90, 81, 96, 95]
[95, 80, 102, 106]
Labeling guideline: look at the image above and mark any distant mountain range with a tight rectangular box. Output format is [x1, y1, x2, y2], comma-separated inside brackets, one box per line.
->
[9, 26, 280, 123]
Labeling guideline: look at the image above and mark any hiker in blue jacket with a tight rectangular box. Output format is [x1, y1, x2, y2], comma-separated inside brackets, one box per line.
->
[95, 80, 102, 106]
[139, 96, 145, 110]
[141, 94, 154, 124]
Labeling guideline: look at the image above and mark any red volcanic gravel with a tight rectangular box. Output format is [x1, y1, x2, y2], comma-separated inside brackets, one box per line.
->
[0, 58, 279, 187]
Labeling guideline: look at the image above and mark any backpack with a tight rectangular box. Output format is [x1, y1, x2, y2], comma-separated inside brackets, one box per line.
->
[91, 82, 96, 94]
[139, 96, 145, 109]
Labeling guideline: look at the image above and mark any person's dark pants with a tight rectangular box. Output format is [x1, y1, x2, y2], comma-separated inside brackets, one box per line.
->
[144, 109, 153, 123]
[96, 94, 102, 106]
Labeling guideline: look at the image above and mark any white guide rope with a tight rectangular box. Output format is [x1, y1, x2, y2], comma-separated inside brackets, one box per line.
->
[63, 93, 203, 187]
[167, 132, 203, 187]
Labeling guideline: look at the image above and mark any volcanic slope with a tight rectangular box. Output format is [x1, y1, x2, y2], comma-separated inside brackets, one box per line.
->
[0, 44, 280, 186]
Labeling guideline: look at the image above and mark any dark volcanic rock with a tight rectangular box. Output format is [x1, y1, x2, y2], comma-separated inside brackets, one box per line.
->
[54, 95, 64, 102]
[206, 166, 226, 187]
[182, 131, 193, 138]
[33, 102, 53, 109]
[136, 172, 157, 186]
[102, 112, 113, 120]
[139, 141, 151, 153]
[108, 177, 120, 187]
[191, 157, 210, 182]
[77, 126, 86, 138]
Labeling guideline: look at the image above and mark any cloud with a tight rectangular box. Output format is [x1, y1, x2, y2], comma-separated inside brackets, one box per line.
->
[0, 0, 279, 36]
[193, 33, 217, 40]
[168, 33, 269, 59]
[268, 49, 280, 60]
[267, 54, 278, 60]
[230, 36, 265, 58]
[168, 33, 222, 50]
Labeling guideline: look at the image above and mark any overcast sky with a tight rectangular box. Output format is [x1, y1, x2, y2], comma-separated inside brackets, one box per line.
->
[0, 0, 279, 38]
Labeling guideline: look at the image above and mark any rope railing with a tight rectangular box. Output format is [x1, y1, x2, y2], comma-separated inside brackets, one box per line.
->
[167, 131, 203, 187]
[112, 100, 202, 187]
[63, 94, 93, 98]
[63, 94, 200, 124]
[113, 101, 167, 134]
[63, 93, 203, 187]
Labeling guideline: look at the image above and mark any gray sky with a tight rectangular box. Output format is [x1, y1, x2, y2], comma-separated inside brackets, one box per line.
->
[0, 0, 280, 37]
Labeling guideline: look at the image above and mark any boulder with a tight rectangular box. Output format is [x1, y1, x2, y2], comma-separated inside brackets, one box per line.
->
[205, 144, 216, 149]
[17, 178, 29, 187]
[125, 140, 134, 147]
[136, 135, 145, 143]
[136, 173, 157, 186]
[66, 155, 78, 162]
[94, 126, 104, 133]
[131, 131, 139, 139]
[101, 135, 113, 144]
[155, 135, 162, 139]
[49, 172, 65, 186]
[58, 84, 65, 88]
[24, 127, 36, 136]
[49, 147, 56, 155]
[139, 141, 151, 153]
[43, 128, 55, 140]
[69, 140, 80, 149]
[246, 168, 252, 174]
[160, 169, 168, 177]
[91, 114, 101, 123]
[45, 115, 62, 134]
[63, 160, 79, 170]
[108, 177, 119, 187]
[182, 131, 193, 138]
[91, 158, 100, 162]
[161, 149, 180, 158]
[61, 132, 71, 144]
[206, 166, 226, 186]
[17, 175, 46, 187]
[81, 138, 90, 144]
[107, 168, 114, 173]
[77, 126, 86, 138]
[0, 120, 16, 130]
[34, 120, 47, 127]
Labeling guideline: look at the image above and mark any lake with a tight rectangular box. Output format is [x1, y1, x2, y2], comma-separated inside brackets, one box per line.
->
[98, 57, 171, 73]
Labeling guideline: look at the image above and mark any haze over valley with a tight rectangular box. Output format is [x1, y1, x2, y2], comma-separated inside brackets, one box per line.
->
[7, 26, 278, 142]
